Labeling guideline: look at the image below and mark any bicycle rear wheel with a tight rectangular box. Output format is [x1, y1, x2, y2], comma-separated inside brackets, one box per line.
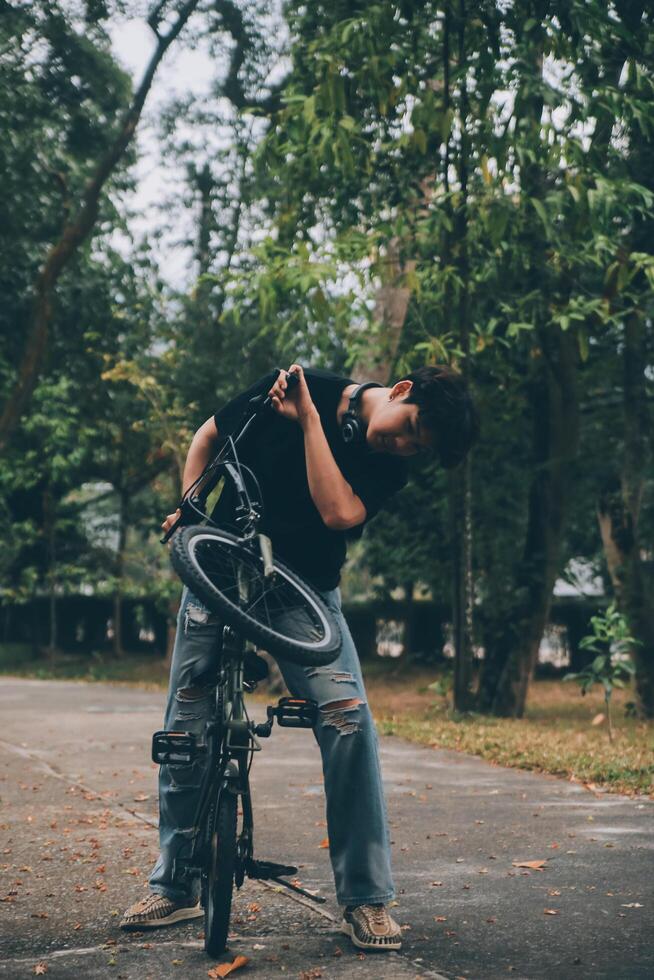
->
[204, 788, 237, 958]
[170, 526, 341, 666]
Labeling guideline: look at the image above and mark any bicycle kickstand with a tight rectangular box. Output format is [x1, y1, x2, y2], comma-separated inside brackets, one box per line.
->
[244, 857, 326, 904]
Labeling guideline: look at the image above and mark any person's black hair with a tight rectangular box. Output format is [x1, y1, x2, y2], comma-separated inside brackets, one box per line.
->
[401, 364, 480, 468]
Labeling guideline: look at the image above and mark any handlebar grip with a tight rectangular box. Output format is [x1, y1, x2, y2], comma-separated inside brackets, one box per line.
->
[159, 496, 206, 544]
[284, 369, 300, 391]
[248, 366, 300, 413]
[160, 514, 182, 545]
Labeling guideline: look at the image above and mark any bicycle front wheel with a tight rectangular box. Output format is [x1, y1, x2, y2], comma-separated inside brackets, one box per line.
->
[170, 526, 341, 666]
[204, 788, 237, 958]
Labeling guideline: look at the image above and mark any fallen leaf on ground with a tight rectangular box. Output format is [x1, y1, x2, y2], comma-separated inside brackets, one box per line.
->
[544, 908, 560, 915]
[434, 916, 447, 922]
[318, 838, 329, 849]
[207, 955, 249, 977]
[133, 795, 151, 802]
[431, 881, 443, 886]
[33, 965, 47, 976]
[591, 713, 605, 726]
[512, 860, 547, 870]
[621, 903, 643, 908]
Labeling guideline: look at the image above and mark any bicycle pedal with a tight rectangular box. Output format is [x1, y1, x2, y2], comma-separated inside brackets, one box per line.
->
[272, 697, 318, 729]
[151, 730, 202, 766]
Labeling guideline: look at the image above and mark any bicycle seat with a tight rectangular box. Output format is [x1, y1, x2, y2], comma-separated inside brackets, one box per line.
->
[243, 650, 269, 685]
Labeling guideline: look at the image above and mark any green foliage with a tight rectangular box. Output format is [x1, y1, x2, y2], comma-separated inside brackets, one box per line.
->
[564, 604, 638, 699]
[563, 603, 640, 740]
[2, 1, 653, 697]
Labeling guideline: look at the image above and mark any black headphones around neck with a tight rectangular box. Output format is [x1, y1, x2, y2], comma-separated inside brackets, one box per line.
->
[341, 382, 383, 448]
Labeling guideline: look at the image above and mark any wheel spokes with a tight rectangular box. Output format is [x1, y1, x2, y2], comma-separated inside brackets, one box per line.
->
[194, 538, 327, 646]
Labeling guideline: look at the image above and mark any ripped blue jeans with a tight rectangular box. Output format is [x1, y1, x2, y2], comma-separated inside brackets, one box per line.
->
[148, 586, 395, 908]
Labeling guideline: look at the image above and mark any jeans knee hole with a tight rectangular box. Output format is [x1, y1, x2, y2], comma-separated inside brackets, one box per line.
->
[319, 698, 362, 736]
[176, 685, 212, 703]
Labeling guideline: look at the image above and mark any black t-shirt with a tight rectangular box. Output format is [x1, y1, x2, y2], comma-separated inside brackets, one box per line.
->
[210, 367, 408, 590]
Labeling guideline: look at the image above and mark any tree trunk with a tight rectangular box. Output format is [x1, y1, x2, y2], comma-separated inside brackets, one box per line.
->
[486, 328, 579, 716]
[351, 238, 416, 385]
[112, 488, 128, 658]
[597, 309, 654, 716]
[476, 5, 580, 717]
[451, 0, 475, 712]
[403, 580, 415, 656]
[450, 461, 475, 708]
[43, 487, 57, 657]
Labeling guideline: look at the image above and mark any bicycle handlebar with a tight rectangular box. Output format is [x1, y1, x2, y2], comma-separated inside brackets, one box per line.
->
[160, 368, 300, 544]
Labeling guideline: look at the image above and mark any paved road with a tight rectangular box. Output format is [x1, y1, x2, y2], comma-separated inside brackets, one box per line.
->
[0, 678, 652, 979]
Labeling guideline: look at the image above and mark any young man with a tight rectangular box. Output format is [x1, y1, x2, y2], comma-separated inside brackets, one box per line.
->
[121, 362, 478, 950]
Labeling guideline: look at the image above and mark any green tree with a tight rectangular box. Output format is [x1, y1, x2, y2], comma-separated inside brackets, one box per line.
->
[0, 0, 202, 451]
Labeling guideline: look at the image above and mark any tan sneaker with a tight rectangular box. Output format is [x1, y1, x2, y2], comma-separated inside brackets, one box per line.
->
[341, 903, 403, 950]
[120, 892, 203, 930]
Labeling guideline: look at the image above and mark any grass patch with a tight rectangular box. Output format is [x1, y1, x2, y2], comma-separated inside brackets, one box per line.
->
[0, 644, 169, 689]
[364, 661, 654, 797]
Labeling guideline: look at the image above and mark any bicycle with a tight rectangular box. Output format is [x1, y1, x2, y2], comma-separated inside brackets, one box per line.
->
[151, 370, 342, 957]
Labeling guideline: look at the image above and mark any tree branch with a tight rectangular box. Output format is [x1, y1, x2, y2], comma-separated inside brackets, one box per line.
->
[0, 0, 201, 453]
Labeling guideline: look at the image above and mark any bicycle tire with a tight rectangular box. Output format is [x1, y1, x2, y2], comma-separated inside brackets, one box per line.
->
[204, 788, 237, 958]
[170, 525, 341, 666]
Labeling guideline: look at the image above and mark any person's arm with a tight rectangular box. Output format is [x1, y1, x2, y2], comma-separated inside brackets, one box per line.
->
[267, 364, 366, 530]
[181, 416, 219, 494]
[300, 410, 367, 529]
[161, 417, 219, 535]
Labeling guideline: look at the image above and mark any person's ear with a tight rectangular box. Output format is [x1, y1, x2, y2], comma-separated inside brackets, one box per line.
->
[390, 380, 413, 400]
